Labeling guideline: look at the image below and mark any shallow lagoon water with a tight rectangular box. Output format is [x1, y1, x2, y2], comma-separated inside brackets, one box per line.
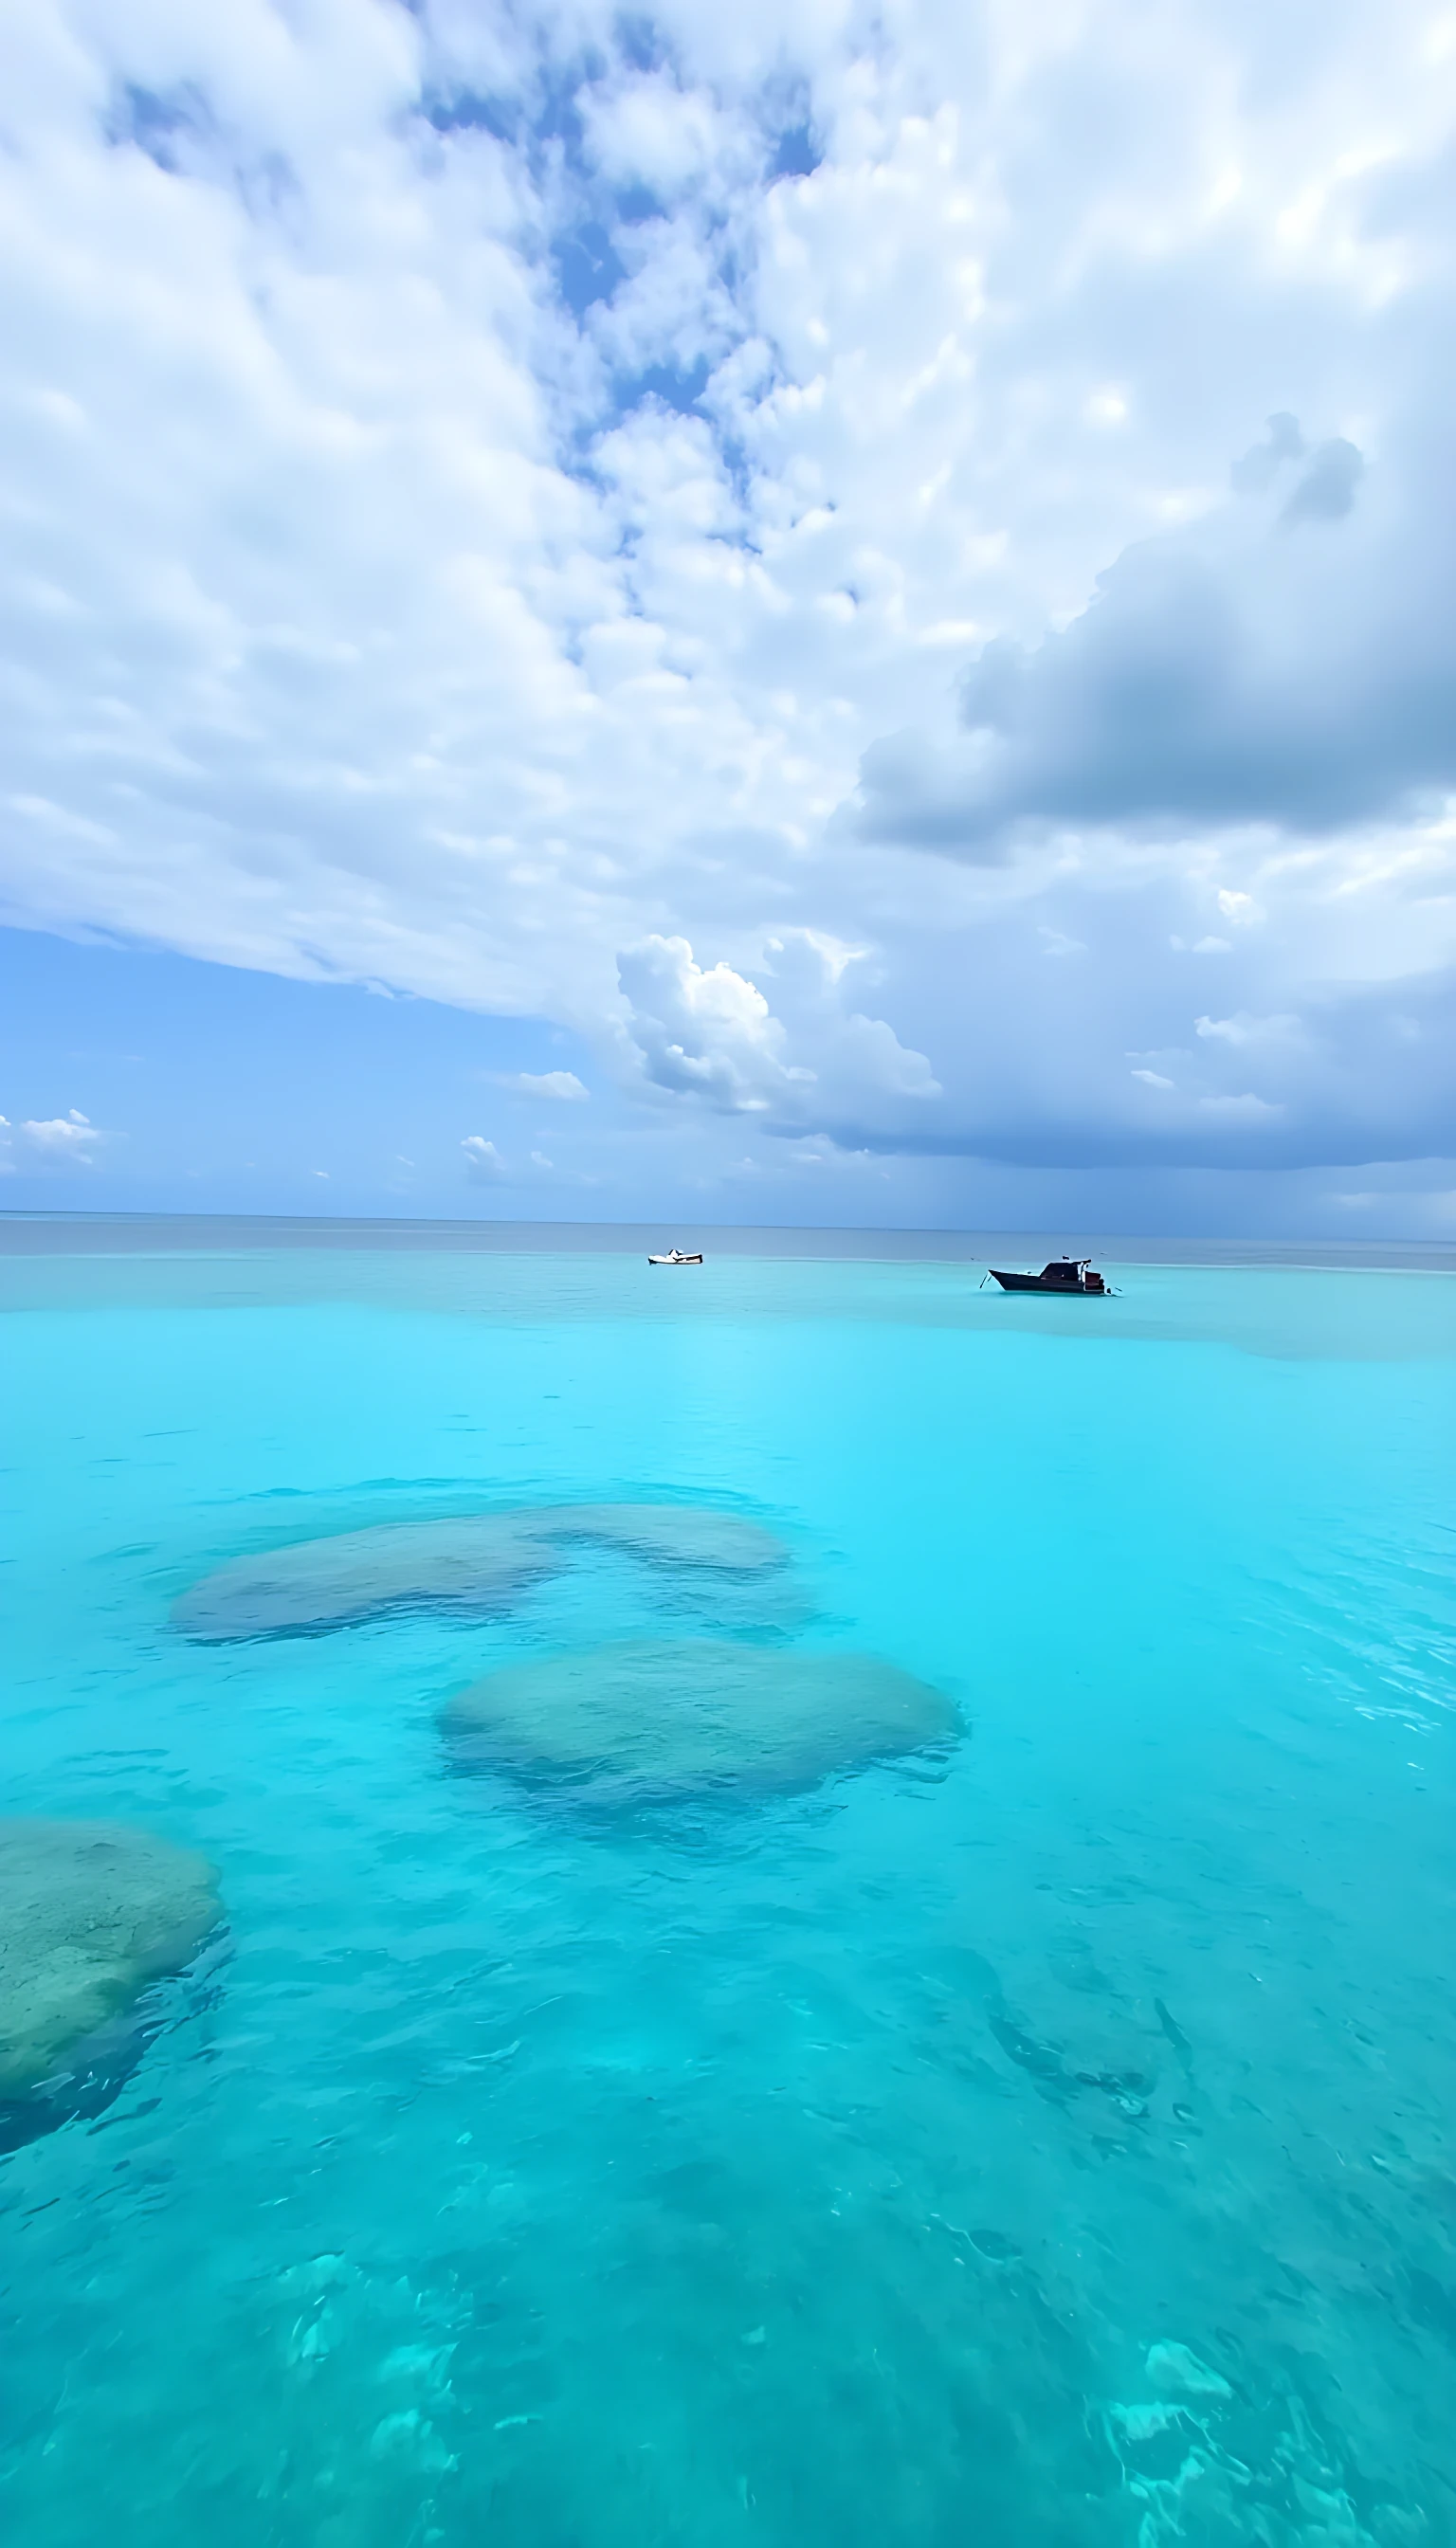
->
[1, 1235, 1454, 2548]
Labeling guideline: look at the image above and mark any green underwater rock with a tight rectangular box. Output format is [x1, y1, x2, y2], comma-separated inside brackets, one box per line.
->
[0, 1818, 221, 2104]
[440, 1638, 958, 1806]
[173, 1504, 786, 1640]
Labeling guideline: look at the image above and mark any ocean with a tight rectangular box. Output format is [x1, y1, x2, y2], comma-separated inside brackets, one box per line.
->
[2, 1221, 1453, 2548]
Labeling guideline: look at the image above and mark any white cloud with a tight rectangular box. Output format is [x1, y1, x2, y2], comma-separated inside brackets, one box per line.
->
[1131, 1068, 1174, 1089]
[0, 1107, 104, 1169]
[462, 1135, 505, 1182]
[1198, 1092, 1282, 1119]
[1085, 385, 1131, 428]
[1195, 1012, 1301, 1046]
[581, 72, 732, 199]
[0, 2, 1453, 1192]
[494, 1070, 589, 1101]
[617, 935, 808, 1115]
[617, 930, 939, 1138]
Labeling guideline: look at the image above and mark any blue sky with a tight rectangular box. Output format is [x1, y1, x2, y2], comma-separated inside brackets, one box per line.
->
[2, 0, 1454, 1235]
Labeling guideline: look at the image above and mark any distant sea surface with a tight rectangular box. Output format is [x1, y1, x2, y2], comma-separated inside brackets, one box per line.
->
[5, 1207, 1456, 1267]
[2, 1220, 1453, 2548]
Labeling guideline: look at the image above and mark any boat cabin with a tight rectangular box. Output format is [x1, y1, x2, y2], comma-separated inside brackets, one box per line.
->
[1041, 1259, 1104, 1290]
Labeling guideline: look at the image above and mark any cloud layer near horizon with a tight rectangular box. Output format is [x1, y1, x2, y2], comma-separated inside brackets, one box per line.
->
[2, 0, 1455, 1210]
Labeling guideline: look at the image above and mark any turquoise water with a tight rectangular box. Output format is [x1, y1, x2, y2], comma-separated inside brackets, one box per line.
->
[2, 1242, 1454, 2548]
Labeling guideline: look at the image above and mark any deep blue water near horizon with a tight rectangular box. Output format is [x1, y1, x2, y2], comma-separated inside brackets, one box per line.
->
[2, 1242, 1453, 2548]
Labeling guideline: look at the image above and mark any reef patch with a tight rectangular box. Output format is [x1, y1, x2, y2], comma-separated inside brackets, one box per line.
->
[440, 1637, 958, 1807]
[0, 1817, 221, 2146]
[173, 1504, 787, 1640]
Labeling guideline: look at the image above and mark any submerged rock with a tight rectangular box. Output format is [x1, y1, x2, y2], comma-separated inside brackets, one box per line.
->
[440, 1638, 958, 1806]
[173, 1504, 786, 1641]
[537, 1506, 784, 1574]
[0, 1818, 221, 2143]
[174, 1515, 550, 1640]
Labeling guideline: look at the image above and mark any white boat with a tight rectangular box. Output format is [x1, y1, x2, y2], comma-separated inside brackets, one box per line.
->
[646, 1248, 703, 1265]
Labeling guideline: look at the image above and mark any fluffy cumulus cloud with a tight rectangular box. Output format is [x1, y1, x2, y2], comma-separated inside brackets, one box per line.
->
[493, 1069, 590, 1101]
[0, 1109, 102, 1171]
[2, 0, 1455, 1210]
[461, 1133, 505, 1181]
[617, 931, 938, 1138]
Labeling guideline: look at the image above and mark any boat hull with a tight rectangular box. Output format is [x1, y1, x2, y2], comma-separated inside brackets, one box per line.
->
[989, 1269, 1103, 1295]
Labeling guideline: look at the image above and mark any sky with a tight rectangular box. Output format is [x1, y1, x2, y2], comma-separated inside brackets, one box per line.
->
[2, 0, 1455, 1234]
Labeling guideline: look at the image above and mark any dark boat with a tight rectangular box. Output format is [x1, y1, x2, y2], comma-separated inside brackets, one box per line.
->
[987, 1257, 1109, 1295]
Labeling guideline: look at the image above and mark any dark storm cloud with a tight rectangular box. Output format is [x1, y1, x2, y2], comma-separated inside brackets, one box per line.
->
[856, 413, 1455, 855]
[784, 899, 1456, 1176]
